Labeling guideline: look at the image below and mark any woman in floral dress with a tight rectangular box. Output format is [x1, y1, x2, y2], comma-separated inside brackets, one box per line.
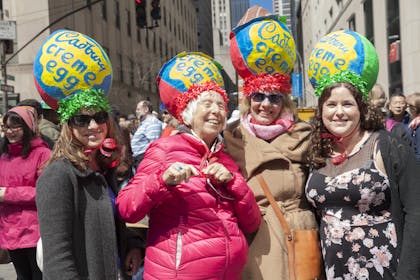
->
[305, 73, 420, 279]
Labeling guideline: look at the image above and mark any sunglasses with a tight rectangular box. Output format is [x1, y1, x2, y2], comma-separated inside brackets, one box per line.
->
[250, 92, 284, 104]
[69, 111, 109, 127]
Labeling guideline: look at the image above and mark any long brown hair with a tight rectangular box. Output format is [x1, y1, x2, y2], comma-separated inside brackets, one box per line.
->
[44, 113, 124, 172]
[308, 82, 384, 169]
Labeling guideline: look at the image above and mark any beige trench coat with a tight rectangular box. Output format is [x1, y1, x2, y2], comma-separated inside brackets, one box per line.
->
[224, 119, 319, 280]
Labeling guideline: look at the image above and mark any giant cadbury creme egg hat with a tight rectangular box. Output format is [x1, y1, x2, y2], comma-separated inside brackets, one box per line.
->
[33, 29, 113, 110]
[230, 15, 296, 96]
[157, 52, 227, 123]
[308, 29, 379, 99]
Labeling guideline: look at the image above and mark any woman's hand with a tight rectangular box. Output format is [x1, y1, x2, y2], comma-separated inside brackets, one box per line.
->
[409, 115, 420, 131]
[202, 163, 233, 183]
[124, 248, 142, 276]
[162, 162, 199, 186]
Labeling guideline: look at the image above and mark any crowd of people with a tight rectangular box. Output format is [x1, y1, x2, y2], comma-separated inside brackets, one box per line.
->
[0, 15, 420, 280]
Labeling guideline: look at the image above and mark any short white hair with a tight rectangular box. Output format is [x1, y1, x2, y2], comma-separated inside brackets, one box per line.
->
[181, 97, 199, 126]
[181, 91, 227, 129]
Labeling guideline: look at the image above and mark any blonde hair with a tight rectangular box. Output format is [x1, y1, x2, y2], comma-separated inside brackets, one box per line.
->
[368, 83, 387, 109]
[240, 93, 298, 120]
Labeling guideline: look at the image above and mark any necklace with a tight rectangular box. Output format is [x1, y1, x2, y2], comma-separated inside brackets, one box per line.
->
[321, 133, 348, 165]
[322, 128, 367, 166]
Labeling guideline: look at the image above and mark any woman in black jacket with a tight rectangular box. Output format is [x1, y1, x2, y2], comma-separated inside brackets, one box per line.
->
[307, 76, 420, 279]
[36, 89, 143, 280]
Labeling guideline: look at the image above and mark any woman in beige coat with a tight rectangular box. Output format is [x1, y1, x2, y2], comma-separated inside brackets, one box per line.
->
[224, 92, 318, 280]
[225, 15, 318, 279]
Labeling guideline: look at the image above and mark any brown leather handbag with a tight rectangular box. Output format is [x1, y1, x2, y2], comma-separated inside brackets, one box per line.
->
[257, 174, 322, 280]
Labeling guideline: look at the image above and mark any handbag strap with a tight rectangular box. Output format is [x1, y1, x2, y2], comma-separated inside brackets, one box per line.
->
[256, 174, 296, 280]
[256, 174, 292, 240]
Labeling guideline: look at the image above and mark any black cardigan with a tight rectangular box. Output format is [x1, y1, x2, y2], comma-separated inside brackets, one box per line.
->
[36, 158, 143, 280]
[378, 130, 420, 279]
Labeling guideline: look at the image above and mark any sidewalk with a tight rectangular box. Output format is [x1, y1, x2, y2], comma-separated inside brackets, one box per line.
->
[0, 262, 16, 280]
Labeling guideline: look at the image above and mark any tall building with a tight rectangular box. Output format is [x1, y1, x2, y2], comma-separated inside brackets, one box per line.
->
[211, 0, 236, 85]
[273, 0, 292, 30]
[212, 0, 231, 47]
[300, 0, 420, 106]
[3, 0, 199, 114]
[195, 0, 214, 57]
[230, 0, 249, 28]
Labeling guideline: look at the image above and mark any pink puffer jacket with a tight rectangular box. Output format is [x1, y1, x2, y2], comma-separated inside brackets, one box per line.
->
[0, 137, 51, 250]
[117, 133, 261, 280]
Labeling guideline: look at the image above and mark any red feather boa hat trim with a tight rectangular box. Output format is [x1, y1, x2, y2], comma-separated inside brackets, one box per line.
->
[243, 73, 291, 96]
[174, 81, 228, 123]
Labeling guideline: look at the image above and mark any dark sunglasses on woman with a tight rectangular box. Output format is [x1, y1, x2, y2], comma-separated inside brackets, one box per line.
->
[250, 92, 284, 104]
[69, 111, 109, 127]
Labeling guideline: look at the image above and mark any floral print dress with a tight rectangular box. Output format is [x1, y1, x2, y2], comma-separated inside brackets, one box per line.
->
[306, 132, 398, 280]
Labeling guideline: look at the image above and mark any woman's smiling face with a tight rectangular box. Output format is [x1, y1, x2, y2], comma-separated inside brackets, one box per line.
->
[70, 109, 109, 149]
[249, 91, 284, 125]
[322, 86, 361, 138]
[190, 91, 227, 146]
[3, 119, 24, 144]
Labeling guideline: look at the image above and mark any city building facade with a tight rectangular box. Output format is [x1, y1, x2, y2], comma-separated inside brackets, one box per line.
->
[3, 0, 201, 114]
[273, 0, 292, 31]
[300, 0, 420, 106]
[195, 0, 214, 57]
[211, 0, 236, 83]
[230, 0, 249, 28]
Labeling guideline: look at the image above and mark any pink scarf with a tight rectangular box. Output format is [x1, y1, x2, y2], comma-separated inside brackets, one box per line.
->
[241, 113, 294, 141]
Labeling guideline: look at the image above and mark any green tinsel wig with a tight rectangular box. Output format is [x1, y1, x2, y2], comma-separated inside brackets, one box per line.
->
[314, 71, 369, 100]
[58, 88, 111, 122]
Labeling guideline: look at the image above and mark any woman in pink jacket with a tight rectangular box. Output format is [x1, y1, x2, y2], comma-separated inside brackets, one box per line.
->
[117, 52, 261, 280]
[0, 106, 51, 280]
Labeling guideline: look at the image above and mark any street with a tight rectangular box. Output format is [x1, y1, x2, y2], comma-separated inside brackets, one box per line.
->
[0, 263, 16, 280]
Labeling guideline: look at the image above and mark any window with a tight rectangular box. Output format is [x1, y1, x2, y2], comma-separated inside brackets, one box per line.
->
[130, 59, 134, 86]
[102, 1, 107, 21]
[127, 9, 131, 37]
[153, 32, 156, 53]
[163, 7, 167, 26]
[364, 0, 374, 43]
[115, 1, 120, 29]
[348, 14, 356, 31]
[118, 54, 123, 82]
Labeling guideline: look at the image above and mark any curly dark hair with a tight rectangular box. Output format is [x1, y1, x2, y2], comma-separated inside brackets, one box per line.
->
[308, 82, 384, 169]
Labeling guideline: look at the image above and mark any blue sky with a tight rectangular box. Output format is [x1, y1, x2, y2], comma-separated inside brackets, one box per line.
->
[249, 0, 273, 12]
